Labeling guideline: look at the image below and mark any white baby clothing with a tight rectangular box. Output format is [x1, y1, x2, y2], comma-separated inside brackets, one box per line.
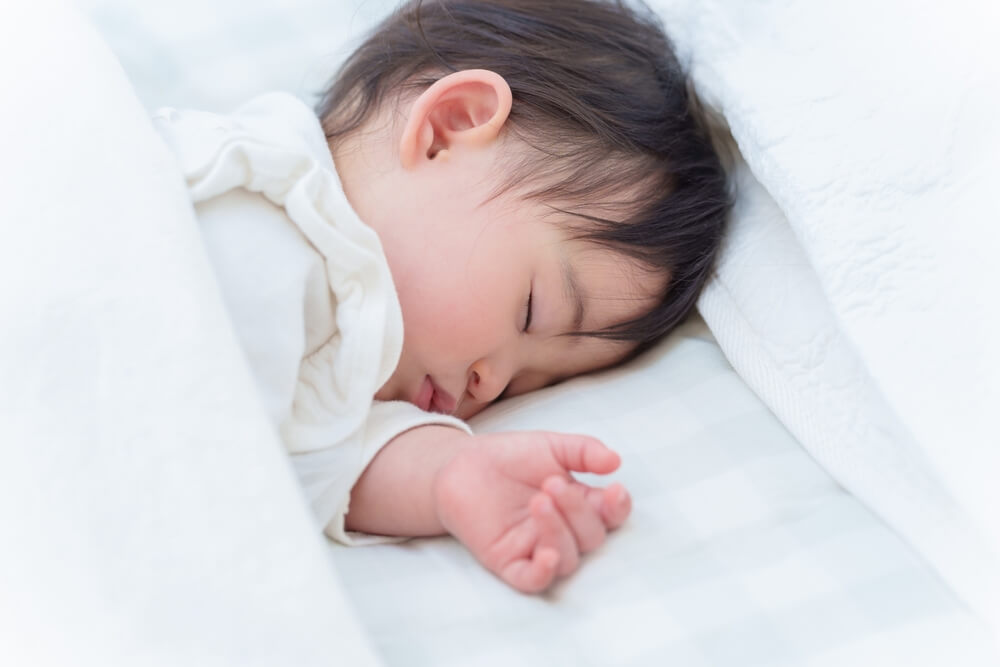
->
[153, 92, 470, 543]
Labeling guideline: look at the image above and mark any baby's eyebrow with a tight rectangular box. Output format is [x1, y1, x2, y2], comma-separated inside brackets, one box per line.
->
[561, 253, 587, 334]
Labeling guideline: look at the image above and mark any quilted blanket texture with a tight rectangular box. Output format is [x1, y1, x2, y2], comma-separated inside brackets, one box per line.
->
[1, 0, 997, 663]
[658, 0, 1000, 637]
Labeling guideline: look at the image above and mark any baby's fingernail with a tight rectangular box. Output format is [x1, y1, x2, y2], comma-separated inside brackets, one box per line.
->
[537, 495, 553, 514]
[539, 548, 559, 570]
[545, 477, 566, 495]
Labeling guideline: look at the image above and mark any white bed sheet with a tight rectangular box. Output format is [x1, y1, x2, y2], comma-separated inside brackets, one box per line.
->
[330, 314, 994, 667]
[69, 0, 1000, 664]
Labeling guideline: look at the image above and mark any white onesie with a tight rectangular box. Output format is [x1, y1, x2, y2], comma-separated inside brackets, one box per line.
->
[153, 92, 470, 544]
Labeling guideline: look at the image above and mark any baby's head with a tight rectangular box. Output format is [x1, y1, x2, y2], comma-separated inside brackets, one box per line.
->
[320, 0, 730, 419]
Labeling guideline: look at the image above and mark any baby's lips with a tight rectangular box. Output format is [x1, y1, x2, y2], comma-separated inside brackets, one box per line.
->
[429, 379, 457, 413]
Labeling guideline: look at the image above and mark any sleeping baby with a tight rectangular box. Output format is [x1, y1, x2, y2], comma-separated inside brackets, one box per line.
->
[153, 0, 728, 592]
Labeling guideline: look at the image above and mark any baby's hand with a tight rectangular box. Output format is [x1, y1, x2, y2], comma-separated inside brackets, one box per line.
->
[432, 431, 631, 593]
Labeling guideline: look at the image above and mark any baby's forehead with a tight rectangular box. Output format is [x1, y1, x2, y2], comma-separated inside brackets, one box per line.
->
[498, 188, 670, 327]
[577, 241, 664, 295]
[551, 235, 667, 337]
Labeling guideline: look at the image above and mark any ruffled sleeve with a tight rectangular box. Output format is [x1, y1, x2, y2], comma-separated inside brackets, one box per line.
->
[154, 93, 472, 545]
[153, 92, 401, 454]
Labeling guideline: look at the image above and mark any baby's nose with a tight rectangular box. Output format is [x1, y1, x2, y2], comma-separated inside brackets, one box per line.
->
[466, 363, 508, 404]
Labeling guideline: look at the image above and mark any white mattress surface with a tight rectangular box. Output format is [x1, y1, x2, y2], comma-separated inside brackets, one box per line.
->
[58, 0, 1000, 664]
[329, 315, 995, 666]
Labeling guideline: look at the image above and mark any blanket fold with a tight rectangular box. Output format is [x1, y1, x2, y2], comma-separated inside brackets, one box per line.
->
[0, 2, 382, 664]
[652, 0, 1000, 636]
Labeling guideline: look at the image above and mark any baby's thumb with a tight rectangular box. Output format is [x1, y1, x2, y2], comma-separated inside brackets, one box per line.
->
[544, 432, 621, 475]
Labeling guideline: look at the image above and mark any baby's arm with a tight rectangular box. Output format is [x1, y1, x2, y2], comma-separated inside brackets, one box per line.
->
[345, 425, 631, 592]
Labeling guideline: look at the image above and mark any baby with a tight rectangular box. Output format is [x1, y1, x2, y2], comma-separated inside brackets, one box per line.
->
[154, 0, 728, 593]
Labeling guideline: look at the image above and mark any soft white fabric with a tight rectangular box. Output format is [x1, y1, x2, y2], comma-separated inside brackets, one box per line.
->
[331, 314, 999, 666]
[649, 0, 1000, 636]
[296, 399, 471, 545]
[6, 0, 995, 664]
[0, 2, 382, 665]
[153, 93, 401, 455]
[153, 93, 470, 542]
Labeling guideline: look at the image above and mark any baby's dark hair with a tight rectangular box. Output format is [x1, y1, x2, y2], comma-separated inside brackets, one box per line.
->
[318, 0, 730, 356]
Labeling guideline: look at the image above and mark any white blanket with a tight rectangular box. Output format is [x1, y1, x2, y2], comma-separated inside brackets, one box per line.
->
[652, 0, 1000, 635]
[0, 2, 381, 664]
[3, 0, 997, 663]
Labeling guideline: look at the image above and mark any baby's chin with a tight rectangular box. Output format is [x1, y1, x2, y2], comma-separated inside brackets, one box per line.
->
[455, 400, 487, 420]
[373, 375, 403, 403]
[373, 369, 429, 410]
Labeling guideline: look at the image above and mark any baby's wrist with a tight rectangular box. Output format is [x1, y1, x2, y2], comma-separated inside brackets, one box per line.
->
[430, 432, 483, 534]
[345, 424, 472, 537]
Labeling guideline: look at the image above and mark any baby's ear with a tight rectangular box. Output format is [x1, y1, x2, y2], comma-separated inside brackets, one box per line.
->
[398, 69, 512, 169]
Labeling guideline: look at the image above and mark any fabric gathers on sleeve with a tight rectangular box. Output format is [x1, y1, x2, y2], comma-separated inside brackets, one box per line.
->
[152, 93, 470, 545]
[291, 400, 473, 546]
[153, 91, 402, 455]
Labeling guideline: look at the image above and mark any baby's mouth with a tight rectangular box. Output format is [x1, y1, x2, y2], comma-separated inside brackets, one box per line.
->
[414, 376, 457, 414]
[429, 379, 457, 414]
[413, 376, 434, 412]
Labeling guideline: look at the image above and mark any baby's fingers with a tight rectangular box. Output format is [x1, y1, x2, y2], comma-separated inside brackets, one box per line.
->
[585, 482, 632, 530]
[500, 545, 559, 594]
[544, 433, 621, 475]
[500, 495, 571, 592]
[544, 476, 606, 553]
[532, 492, 580, 577]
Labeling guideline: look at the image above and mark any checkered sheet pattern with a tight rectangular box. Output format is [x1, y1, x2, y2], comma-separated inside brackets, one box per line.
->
[331, 316, 996, 666]
[79, 0, 999, 664]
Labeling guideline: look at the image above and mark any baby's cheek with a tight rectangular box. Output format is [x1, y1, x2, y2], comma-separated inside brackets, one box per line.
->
[421, 279, 494, 336]
[400, 298, 465, 356]
[456, 400, 488, 420]
[398, 263, 510, 362]
[426, 309, 486, 354]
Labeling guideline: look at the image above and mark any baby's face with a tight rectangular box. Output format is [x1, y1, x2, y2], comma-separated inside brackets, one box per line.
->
[345, 139, 662, 419]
